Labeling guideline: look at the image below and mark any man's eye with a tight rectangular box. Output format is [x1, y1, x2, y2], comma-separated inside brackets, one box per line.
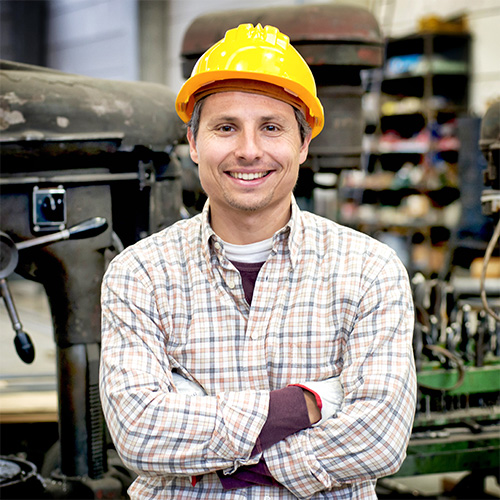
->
[218, 125, 234, 132]
[264, 124, 280, 132]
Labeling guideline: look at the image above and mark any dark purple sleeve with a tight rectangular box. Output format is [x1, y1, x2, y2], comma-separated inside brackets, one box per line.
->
[251, 385, 311, 455]
[216, 385, 311, 490]
[217, 459, 282, 489]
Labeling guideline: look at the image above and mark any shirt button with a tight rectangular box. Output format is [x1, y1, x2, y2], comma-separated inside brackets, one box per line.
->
[227, 280, 235, 289]
[264, 495, 271, 500]
[214, 242, 221, 250]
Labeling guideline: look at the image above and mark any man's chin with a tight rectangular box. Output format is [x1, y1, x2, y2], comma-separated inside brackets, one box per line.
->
[225, 196, 272, 213]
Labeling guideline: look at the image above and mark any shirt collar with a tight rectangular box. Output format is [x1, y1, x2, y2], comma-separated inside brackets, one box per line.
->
[200, 201, 218, 265]
[284, 196, 302, 268]
[200, 196, 304, 269]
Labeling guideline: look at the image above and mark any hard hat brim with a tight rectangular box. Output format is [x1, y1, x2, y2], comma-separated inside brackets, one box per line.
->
[176, 71, 324, 138]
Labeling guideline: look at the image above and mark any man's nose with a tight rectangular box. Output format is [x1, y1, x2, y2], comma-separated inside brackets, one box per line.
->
[235, 129, 263, 162]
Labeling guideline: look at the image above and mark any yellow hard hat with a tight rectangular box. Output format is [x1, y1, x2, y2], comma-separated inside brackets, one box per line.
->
[175, 23, 324, 138]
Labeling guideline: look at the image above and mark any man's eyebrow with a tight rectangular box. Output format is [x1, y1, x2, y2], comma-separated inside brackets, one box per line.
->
[260, 115, 286, 122]
[207, 114, 237, 121]
[205, 115, 237, 125]
[207, 114, 287, 123]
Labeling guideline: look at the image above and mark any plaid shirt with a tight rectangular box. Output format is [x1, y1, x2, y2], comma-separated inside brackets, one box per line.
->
[100, 198, 416, 499]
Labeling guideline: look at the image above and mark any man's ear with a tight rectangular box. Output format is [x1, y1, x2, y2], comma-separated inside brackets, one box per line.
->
[187, 127, 199, 164]
[299, 132, 312, 165]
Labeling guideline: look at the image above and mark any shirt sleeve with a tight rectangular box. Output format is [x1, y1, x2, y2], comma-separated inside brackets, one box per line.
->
[263, 251, 417, 498]
[99, 257, 269, 478]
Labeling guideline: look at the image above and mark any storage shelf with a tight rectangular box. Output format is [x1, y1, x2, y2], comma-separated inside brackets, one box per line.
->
[345, 31, 471, 276]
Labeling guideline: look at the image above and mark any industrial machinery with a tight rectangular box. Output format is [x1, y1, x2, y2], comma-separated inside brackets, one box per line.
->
[0, 60, 184, 498]
[380, 102, 500, 497]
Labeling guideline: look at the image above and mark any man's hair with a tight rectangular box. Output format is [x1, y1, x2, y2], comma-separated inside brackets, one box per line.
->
[188, 96, 312, 145]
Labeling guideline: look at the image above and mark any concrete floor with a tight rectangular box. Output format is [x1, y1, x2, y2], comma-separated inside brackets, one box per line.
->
[1, 277, 499, 499]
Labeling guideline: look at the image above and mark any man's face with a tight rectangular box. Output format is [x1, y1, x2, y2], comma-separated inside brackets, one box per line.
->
[187, 91, 311, 220]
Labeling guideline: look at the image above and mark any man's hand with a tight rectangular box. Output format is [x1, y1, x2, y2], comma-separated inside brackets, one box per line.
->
[302, 389, 321, 425]
[291, 377, 343, 427]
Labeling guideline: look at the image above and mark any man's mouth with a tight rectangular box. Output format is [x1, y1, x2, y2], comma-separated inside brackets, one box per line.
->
[228, 171, 270, 180]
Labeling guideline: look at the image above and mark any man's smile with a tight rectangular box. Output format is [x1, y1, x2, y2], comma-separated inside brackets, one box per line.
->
[227, 171, 272, 180]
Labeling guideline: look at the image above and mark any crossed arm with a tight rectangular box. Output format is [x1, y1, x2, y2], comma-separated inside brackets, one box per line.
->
[171, 371, 343, 489]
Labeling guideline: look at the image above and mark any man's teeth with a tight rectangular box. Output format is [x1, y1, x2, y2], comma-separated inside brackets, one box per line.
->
[230, 171, 268, 180]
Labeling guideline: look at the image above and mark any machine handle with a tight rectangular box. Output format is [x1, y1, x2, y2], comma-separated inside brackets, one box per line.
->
[67, 217, 108, 240]
[16, 217, 108, 251]
[1, 278, 35, 364]
[14, 331, 35, 365]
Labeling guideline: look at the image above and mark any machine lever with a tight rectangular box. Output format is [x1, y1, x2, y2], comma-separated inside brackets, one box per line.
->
[67, 217, 108, 239]
[0, 217, 107, 364]
[16, 217, 108, 251]
[0, 278, 35, 364]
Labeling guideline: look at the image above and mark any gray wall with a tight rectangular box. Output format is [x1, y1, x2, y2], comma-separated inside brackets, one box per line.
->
[24, 0, 500, 115]
[46, 0, 138, 80]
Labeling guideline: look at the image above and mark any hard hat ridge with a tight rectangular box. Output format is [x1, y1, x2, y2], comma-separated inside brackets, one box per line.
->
[235, 23, 287, 49]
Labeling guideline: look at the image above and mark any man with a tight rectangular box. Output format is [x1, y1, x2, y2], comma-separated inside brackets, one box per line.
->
[100, 23, 416, 499]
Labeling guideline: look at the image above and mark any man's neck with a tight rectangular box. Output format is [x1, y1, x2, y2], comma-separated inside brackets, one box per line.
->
[209, 202, 291, 245]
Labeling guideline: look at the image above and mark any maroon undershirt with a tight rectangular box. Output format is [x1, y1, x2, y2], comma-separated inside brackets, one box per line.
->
[210, 260, 312, 490]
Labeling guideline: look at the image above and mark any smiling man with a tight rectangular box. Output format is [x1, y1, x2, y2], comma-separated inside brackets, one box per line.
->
[100, 24, 416, 499]
[188, 90, 310, 243]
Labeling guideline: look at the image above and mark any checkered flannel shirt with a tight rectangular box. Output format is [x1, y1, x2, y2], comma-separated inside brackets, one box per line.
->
[100, 198, 417, 499]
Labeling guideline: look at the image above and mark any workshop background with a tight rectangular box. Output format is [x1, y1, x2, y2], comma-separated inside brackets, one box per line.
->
[0, 0, 499, 499]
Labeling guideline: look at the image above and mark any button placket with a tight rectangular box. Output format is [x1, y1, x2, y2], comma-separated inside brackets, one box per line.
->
[213, 240, 240, 294]
[247, 274, 275, 342]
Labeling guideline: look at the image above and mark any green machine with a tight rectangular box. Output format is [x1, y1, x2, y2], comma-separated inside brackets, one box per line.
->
[387, 102, 500, 497]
